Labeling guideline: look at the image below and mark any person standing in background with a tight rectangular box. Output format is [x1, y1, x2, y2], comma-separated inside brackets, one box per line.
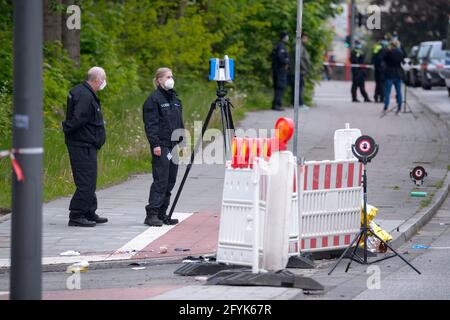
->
[372, 39, 388, 103]
[272, 31, 290, 111]
[351, 40, 372, 103]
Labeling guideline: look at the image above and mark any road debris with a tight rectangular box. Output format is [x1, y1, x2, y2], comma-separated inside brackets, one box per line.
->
[66, 261, 89, 273]
[59, 250, 80, 256]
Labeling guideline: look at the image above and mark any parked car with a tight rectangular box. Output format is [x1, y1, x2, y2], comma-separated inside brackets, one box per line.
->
[438, 50, 450, 97]
[418, 41, 446, 90]
[404, 45, 420, 87]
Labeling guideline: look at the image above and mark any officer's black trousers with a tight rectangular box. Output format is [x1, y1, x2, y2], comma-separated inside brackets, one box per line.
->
[351, 71, 369, 101]
[272, 71, 287, 108]
[290, 74, 305, 106]
[146, 146, 178, 215]
[374, 71, 385, 102]
[67, 145, 98, 219]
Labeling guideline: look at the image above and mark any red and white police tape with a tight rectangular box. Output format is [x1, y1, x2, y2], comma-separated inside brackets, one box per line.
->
[323, 62, 374, 69]
[0, 147, 44, 182]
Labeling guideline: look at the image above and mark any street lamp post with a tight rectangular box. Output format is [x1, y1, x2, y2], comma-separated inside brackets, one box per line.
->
[293, 0, 303, 164]
[10, 0, 44, 300]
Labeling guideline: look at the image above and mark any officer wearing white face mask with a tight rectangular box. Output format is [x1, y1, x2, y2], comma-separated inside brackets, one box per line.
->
[143, 67, 185, 226]
[63, 66, 108, 227]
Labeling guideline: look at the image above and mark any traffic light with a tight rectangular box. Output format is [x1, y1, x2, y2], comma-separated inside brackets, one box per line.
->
[345, 35, 351, 48]
[357, 12, 364, 27]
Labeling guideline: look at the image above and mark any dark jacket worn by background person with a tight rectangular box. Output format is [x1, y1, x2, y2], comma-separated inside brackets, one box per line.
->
[63, 81, 106, 150]
[300, 44, 312, 76]
[272, 41, 290, 72]
[143, 87, 184, 150]
[372, 44, 386, 79]
[383, 48, 405, 80]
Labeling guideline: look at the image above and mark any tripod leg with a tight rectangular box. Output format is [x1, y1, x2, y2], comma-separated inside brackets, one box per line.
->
[219, 103, 231, 159]
[345, 231, 364, 272]
[223, 100, 236, 157]
[226, 100, 236, 130]
[370, 232, 421, 275]
[168, 102, 216, 219]
[328, 229, 363, 275]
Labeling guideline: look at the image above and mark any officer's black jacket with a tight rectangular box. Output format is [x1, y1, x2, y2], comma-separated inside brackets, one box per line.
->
[351, 48, 366, 74]
[143, 87, 185, 149]
[62, 81, 106, 150]
[272, 41, 290, 71]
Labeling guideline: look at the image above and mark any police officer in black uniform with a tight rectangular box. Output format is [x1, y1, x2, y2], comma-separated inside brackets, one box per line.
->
[351, 40, 372, 102]
[143, 68, 185, 227]
[272, 31, 290, 111]
[63, 67, 108, 227]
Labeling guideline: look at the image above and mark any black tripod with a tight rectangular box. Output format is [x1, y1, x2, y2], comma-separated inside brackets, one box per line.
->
[328, 146, 421, 275]
[168, 81, 235, 220]
[382, 81, 417, 119]
[401, 81, 417, 118]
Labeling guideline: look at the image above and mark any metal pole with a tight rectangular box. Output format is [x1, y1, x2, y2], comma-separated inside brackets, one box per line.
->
[10, 0, 44, 300]
[350, 0, 356, 50]
[293, 0, 303, 164]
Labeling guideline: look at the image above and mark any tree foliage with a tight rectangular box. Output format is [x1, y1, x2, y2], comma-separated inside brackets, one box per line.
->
[371, 0, 450, 50]
[0, 0, 340, 148]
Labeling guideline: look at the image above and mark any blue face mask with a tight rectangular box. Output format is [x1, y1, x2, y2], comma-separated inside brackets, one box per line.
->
[355, 44, 362, 49]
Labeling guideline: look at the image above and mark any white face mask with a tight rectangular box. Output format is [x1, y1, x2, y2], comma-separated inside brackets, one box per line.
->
[164, 78, 174, 90]
[99, 80, 107, 91]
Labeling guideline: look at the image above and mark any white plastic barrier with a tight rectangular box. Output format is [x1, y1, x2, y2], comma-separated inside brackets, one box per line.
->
[262, 152, 295, 271]
[216, 160, 268, 267]
[334, 123, 361, 161]
[216, 152, 295, 271]
[298, 160, 363, 253]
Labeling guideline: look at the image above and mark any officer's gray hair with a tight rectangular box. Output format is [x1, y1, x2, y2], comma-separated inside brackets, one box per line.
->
[87, 66, 106, 82]
[153, 67, 172, 89]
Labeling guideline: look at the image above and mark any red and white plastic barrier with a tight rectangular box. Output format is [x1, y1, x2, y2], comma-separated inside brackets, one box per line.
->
[215, 118, 364, 272]
[298, 160, 363, 253]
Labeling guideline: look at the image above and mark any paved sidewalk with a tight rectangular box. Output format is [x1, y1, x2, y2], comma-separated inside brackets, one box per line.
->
[0, 81, 449, 274]
[409, 86, 450, 127]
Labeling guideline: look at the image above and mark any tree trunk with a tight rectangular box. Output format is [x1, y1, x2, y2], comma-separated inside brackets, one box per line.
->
[176, 0, 189, 19]
[61, 0, 80, 66]
[43, 0, 62, 43]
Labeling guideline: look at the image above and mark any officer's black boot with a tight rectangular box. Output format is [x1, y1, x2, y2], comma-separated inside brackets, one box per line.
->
[86, 212, 108, 224]
[158, 212, 179, 225]
[69, 216, 97, 227]
[144, 210, 163, 227]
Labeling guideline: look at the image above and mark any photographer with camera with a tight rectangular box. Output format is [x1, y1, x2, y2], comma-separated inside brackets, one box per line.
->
[143, 68, 185, 227]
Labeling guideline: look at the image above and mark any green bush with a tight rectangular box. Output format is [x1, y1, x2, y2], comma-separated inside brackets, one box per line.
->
[0, 83, 12, 150]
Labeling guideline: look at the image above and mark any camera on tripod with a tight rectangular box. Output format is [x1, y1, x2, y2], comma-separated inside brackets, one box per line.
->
[209, 55, 235, 82]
